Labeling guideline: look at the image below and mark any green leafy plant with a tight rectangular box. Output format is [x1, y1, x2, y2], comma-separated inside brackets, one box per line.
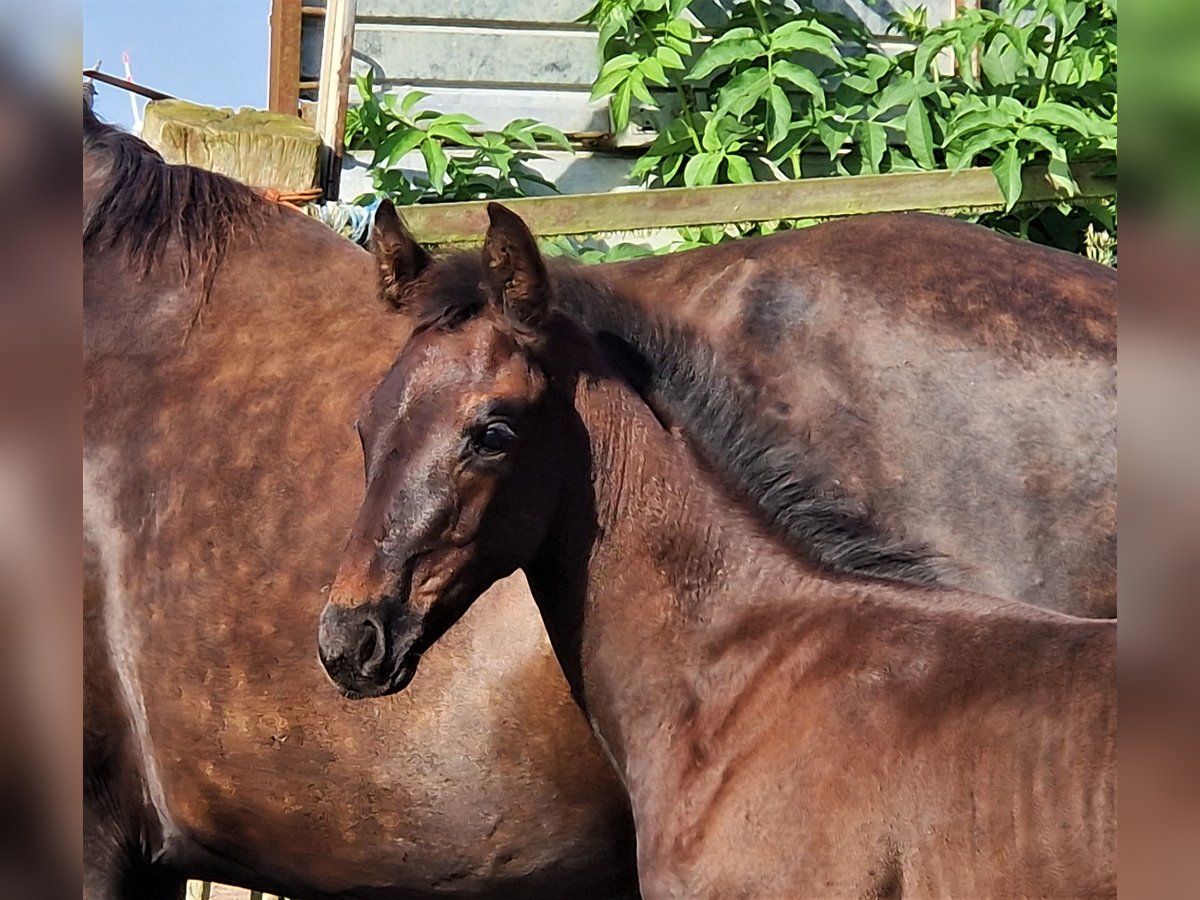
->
[345, 71, 572, 203]
[583, 0, 1116, 254]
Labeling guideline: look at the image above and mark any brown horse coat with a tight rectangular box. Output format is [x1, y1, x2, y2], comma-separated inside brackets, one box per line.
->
[322, 204, 1116, 899]
[86, 102, 1112, 897]
[603, 218, 1117, 616]
[84, 112, 635, 900]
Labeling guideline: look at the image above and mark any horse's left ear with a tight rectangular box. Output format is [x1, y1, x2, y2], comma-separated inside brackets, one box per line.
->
[372, 199, 431, 310]
[482, 203, 550, 331]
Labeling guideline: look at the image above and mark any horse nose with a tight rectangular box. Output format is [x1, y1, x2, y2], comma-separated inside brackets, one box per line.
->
[318, 603, 388, 684]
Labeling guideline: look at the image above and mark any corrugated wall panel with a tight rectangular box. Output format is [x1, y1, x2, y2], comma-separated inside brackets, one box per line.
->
[326, 0, 961, 194]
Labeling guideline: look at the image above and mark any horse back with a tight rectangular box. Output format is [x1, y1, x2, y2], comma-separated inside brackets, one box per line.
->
[600, 214, 1117, 615]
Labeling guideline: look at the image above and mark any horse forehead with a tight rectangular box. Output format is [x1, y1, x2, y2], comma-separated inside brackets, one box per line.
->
[386, 323, 535, 415]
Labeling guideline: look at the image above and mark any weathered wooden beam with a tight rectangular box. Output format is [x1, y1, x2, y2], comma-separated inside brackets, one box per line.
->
[268, 0, 303, 116]
[395, 165, 1116, 244]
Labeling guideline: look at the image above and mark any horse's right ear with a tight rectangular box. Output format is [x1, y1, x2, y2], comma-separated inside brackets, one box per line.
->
[371, 199, 431, 310]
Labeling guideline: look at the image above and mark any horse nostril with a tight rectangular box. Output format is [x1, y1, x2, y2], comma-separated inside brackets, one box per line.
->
[353, 614, 388, 678]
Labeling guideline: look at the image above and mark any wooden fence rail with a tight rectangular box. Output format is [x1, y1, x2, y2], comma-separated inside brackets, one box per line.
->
[394, 164, 1115, 244]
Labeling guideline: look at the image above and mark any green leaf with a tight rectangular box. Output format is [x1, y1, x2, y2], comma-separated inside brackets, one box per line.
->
[655, 46, 686, 70]
[639, 57, 669, 87]
[914, 33, 954, 80]
[767, 83, 792, 149]
[591, 65, 632, 101]
[1046, 143, 1079, 196]
[773, 60, 823, 98]
[816, 116, 851, 158]
[528, 123, 573, 151]
[948, 127, 1016, 170]
[683, 152, 723, 187]
[602, 53, 641, 72]
[610, 79, 633, 132]
[427, 122, 478, 146]
[1015, 124, 1061, 155]
[715, 68, 771, 118]
[666, 17, 696, 41]
[627, 70, 657, 106]
[768, 23, 840, 61]
[660, 152, 686, 184]
[353, 73, 376, 110]
[992, 142, 1023, 211]
[376, 127, 426, 167]
[421, 140, 449, 192]
[905, 99, 935, 169]
[947, 106, 1020, 143]
[725, 154, 755, 184]
[860, 120, 887, 173]
[872, 78, 918, 115]
[687, 38, 765, 82]
[1027, 101, 1115, 138]
[399, 90, 430, 116]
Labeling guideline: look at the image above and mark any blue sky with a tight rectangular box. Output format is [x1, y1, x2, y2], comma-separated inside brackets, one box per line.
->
[83, 0, 271, 129]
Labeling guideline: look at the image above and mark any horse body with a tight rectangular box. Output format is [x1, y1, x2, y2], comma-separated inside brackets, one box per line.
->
[84, 115, 635, 899]
[320, 205, 1116, 898]
[553, 408, 1116, 898]
[602, 219, 1116, 615]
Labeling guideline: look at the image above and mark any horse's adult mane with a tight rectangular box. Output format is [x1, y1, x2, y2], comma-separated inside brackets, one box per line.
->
[83, 102, 275, 299]
[410, 253, 942, 587]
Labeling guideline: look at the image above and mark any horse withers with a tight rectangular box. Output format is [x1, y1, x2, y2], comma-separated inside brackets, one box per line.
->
[320, 204, 1116, 898]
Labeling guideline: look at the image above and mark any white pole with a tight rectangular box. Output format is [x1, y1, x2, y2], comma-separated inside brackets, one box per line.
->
[122, 50, 144, 133]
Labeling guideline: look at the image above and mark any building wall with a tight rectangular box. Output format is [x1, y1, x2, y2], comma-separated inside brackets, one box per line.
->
[291, 0, 960, 198]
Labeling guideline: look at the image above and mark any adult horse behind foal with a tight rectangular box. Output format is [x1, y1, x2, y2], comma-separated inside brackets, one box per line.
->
[84, 108, 636, 900]
[321, 204, 1117, 899]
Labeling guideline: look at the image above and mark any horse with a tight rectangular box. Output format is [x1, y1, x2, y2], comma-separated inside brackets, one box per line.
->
[319, 204, 1117, 899]
[85, 99, 1113, 896]
[84, 107, 637, 900]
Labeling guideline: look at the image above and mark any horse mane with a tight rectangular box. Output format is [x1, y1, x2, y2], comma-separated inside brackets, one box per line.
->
[83, 103, 275, 302]
[410, 253, 943, 587]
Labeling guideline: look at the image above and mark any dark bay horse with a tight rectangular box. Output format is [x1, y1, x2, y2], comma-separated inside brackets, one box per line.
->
[320, 204, 1117, 898]
[375, 208, 1117, 618]
[601, 215, 1117, 617]
[84, 110, 636, 900]
[85, 100, 1113, 896]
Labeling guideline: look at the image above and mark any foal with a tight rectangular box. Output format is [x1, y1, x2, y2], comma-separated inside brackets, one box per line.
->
[320, 205, 1116, 899]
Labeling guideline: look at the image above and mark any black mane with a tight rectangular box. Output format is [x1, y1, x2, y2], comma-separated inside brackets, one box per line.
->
[83, 101, 274, 299]
[413, 253, 942, 587]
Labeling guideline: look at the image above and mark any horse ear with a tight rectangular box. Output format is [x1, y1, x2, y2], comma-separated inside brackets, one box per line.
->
[371, 199, 430, 310]
[482, 203, 550, 332]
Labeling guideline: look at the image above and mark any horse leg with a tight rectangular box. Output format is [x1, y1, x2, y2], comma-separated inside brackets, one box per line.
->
[85, 798, 185, 900]
[85, 554, 185, 900]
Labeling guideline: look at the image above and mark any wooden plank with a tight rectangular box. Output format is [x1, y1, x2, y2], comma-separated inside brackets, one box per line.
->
[268, 0, 303, 115]
[315, 0, 359, 198]
[394, 165, 1116, 243]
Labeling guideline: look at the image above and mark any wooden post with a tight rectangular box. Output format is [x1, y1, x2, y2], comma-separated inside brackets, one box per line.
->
[315, 0, 358, 200]
[268, 0, 303, 116]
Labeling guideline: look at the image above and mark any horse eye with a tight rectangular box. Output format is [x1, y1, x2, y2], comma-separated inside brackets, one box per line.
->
[475, 421, 516, 455]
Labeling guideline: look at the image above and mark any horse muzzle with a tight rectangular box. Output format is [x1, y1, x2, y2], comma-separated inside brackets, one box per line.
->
[317, 600, 420, 698]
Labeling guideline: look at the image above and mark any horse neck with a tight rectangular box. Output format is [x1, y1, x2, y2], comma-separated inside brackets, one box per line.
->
[525, 362, 811, 779]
